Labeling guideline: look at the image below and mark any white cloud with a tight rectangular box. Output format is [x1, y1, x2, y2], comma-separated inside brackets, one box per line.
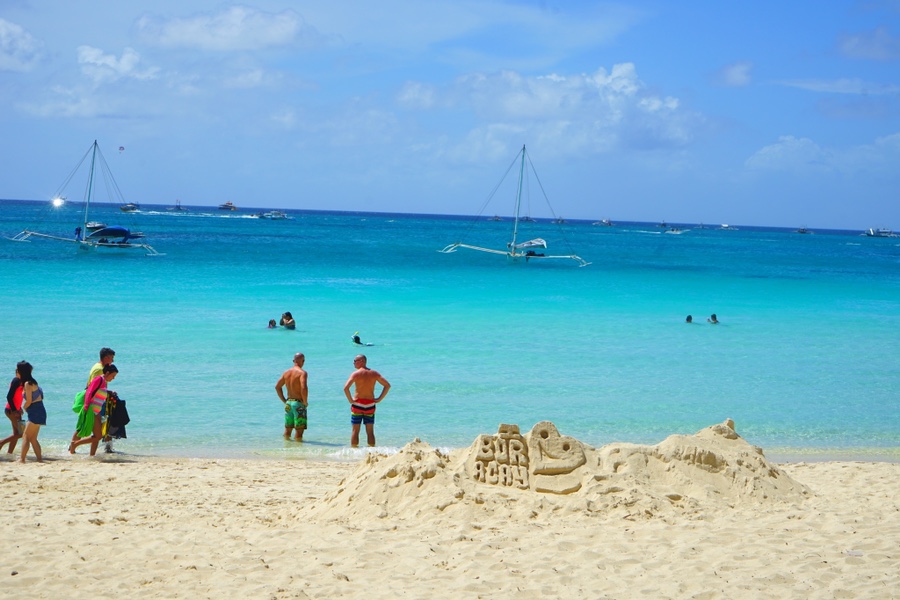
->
[0, 18, 42, 72]
[78, 46, 159, 83]
[137, 6, 313, 51]
[223, 68, 277, 89]
[397, 82, 438, 110]
[838, 26, 900, 60]
[745, 136, 831, 171]
[714, 62, 752, 87]
[20, 85, 109, 119]
[745, 132, 900, 174]
[400, 63, 701, 158]
[778, 77, 900, 95]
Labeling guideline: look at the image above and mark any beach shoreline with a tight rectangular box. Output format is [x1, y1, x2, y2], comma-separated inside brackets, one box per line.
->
[3, 428, 897, 599]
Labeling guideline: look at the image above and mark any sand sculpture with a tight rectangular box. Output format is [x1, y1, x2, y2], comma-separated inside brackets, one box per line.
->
[316, 419, 811, 522]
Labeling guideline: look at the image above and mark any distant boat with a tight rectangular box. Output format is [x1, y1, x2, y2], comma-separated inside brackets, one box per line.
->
[167, 199, 187, 212]
[552, 216, 566, 224]
[664, 227, 685, 235]
[256, 210, 292, 220]
[592, 218, 613, 227]
[795, 226, 813, 234]
[719, 224, 739, 231]
[8, 140, 160, 255]
[864, 227, 897, 238]
[120, 202, 139, 212]
[657, 220, 668, 228]
[488, 215, 503, 221]
[520, 215, 536, 223]
[440, 145, 589, 267]
[218, 201, 238, 211]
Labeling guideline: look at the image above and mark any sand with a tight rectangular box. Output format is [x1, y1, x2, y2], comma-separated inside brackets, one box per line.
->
[1, 420, 897, 599]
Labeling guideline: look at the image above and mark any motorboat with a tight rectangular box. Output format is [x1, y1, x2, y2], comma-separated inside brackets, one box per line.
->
[257, 210, 292, 220]
[218, 201, 238, 211]
[864, 227, 897, 238]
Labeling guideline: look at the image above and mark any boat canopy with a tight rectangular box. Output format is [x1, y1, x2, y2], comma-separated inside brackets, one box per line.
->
[86, 226, 132, 240]
[511, 238, 547, 250]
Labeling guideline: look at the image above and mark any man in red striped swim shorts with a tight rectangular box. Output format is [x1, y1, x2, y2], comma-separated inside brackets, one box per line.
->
[343, 354, 391, 448]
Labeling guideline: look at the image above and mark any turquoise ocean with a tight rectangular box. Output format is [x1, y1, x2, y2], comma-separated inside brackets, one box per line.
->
[1, 199, 898, 461]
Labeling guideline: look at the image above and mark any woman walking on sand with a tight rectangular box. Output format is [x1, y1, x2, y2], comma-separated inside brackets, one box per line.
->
[17, 361, 46, 463]
[0, 367, 24, 454]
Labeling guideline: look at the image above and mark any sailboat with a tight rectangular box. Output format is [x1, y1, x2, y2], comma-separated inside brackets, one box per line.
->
[8, 141, 161, 255]
[440, 145, 589, 266]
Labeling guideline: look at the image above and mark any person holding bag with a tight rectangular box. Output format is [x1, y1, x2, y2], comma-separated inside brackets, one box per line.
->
[69, 364, 118, 456]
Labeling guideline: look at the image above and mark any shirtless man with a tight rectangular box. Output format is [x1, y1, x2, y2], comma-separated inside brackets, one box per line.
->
[343, 354, 390, 447]
[275, 352, 309, 441]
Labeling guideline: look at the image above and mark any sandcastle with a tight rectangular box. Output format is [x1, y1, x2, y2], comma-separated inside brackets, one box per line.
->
[316, 419, 811, 522]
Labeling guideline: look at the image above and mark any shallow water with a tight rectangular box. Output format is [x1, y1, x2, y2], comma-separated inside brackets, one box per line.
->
[1, 199, 898, 461]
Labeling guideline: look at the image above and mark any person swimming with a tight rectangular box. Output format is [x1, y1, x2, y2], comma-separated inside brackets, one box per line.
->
[352, 332, 373, 346]
[280, 312, 296, 329]
[268, 319, 277, 329]
[686, 315, 693, 323]
[707, 313, 719, 324]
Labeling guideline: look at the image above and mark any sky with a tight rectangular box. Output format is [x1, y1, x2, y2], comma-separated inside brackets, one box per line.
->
[1, 0, 899, 229]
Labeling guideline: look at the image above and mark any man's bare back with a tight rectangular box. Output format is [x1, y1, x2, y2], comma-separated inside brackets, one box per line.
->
[276, 353, 308, 405]
[343, 354, 390, 447]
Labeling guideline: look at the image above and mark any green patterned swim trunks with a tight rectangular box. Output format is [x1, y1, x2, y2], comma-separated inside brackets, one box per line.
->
[284, 399, 308, 428]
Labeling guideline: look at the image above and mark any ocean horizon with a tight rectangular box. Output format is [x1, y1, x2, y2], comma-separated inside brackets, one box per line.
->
[1, 198, 898, 462]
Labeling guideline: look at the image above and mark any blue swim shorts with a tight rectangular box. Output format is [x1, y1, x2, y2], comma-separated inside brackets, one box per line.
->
[350, 413, 374, 425]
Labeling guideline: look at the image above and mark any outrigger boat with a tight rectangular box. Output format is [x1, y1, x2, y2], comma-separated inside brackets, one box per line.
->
[440, 145, 589, 266]
[8, 140, 161, 256]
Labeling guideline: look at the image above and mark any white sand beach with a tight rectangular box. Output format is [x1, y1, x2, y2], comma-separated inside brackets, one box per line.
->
[1, 420, 897, 599]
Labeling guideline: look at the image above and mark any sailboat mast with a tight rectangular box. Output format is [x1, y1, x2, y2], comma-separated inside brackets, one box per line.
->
[510, 144, 526, 254]
[82, 140, 99, 233]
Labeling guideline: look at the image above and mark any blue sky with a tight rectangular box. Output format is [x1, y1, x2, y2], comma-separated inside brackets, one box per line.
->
[1, 0, 899, 229]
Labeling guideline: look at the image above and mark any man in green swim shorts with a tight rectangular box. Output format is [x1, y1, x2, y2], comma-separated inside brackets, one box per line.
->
[275, 352, 309, 441]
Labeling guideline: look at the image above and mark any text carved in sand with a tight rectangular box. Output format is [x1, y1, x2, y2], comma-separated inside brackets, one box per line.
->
[473, 424, 530, 489]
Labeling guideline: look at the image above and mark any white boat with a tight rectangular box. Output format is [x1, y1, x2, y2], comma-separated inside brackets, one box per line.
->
[864, 227, 896, 238]
[218, 201, 238, 211]
[120, 202, 139, 212]
[719, 224, 739, 231]
[592, 218, 613, 226]
[257, 210, 292, 220]
[8, 140, 161, 255]
[664, 227, 685, 234]
[439, 145, 590, 267]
